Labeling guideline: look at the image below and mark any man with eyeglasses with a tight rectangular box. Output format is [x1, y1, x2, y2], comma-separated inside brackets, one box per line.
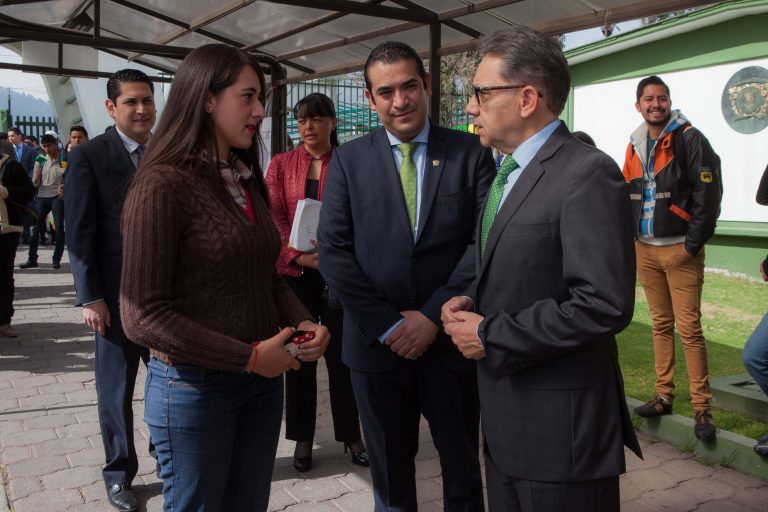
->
[442, 25, 641, 512]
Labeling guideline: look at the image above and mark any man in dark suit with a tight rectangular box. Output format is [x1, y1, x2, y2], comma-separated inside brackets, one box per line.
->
[7, 127, 38, 244]
[6, 127, 36, 176]
[65, 69, 156, 512]
[442, 26, 642, 512]
[318, 41, 494, 512]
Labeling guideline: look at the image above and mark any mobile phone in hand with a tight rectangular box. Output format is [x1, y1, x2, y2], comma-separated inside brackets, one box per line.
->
[284, 330, 316, 356]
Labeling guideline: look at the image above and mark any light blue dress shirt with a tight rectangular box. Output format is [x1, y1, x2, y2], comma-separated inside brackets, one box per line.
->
[379, 120, 430, 343]
[496, 119, 561, 214]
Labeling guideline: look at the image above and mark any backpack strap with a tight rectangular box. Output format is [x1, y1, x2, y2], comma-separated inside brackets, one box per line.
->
[673, 123, 692, 176]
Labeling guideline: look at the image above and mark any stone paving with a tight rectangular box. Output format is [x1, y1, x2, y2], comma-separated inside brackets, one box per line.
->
[1, 245, 768, 511]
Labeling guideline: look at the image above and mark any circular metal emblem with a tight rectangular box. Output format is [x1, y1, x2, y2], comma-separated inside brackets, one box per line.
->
[721, 66, 768, 134]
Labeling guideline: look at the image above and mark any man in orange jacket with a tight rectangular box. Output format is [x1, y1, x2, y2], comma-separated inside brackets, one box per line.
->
[622, 75, 722, 441]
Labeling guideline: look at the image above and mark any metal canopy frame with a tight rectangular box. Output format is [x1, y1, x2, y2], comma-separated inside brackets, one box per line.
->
[0, 0, 718, 153]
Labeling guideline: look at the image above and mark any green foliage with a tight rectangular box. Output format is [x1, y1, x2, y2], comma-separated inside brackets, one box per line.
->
[619, 272, 768, 439]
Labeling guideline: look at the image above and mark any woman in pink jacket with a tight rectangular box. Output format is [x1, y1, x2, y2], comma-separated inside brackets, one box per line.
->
[266, 93, 368, 472]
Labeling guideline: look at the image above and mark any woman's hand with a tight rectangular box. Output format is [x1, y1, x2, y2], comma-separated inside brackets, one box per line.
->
[250, 327, 301, 377]
[295, 252, 319, 269]
[295, 320, 330, 362]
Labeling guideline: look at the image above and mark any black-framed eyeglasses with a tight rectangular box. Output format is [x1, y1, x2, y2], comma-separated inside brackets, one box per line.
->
[472, 84, 542, 105]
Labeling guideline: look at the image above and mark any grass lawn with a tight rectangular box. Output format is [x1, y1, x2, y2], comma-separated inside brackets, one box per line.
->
[618, 271, 768, 440]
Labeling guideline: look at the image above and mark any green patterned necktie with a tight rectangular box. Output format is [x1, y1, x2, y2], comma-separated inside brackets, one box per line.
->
[397, 142, 419, 235]
[480, 155, 520, 256]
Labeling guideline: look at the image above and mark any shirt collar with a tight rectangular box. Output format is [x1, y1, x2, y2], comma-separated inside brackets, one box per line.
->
[385, 118, 430, 147]
[511, 119, 561, 171]
[114, 126, 149, 155]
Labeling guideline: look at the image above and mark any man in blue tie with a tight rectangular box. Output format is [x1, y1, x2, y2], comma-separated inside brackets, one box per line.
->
[6, 128, 36, 177]
[65, 69, 156, 512]
[7, 127, 38, 245]
[318, 41, 494, 511]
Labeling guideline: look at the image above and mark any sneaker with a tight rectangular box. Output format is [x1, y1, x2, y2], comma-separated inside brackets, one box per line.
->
[52, 261, 61, 269]
[754, 433, 768, 457]
[634, 395, 672, 417]
[0, 323, 19, 338]
[694, 410, 716, 440]
[19, 260, 38, 269]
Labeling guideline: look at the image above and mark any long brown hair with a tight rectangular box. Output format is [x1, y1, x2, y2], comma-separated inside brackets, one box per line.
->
[137, 43, 269, 204]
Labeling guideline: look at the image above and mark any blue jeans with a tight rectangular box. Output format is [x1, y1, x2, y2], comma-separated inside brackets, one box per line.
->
[145, 358, 284, 511]
[28, 195, 64, 262]
[743, 313, 768, 396]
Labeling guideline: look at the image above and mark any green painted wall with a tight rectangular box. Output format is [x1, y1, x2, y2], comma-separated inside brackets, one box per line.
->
[569, 13, 768, 87]
[564, 4, 768, 278]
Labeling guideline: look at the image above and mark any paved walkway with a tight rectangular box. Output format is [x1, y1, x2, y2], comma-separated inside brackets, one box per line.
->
[1, 245, 767, 511]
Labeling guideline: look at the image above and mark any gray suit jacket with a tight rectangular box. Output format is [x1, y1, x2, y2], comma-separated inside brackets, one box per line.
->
[467, 122, 643, 481]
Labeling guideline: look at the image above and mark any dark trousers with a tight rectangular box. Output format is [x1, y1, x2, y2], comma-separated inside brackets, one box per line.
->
[350, 357, 483, 512]
[0, 233, 20, 325]
[96, 295, 151, 486]
[283, 268, 361, 443]
[485, 449, 619, 512]
[28, 196, 65, 263]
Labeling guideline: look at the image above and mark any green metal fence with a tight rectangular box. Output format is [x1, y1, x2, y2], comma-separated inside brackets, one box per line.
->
[12, 115, 58, 140]
[283, 73, 475, 145]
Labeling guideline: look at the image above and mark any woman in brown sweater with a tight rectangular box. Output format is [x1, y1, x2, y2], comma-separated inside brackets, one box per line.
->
[120, 44, 329, 512]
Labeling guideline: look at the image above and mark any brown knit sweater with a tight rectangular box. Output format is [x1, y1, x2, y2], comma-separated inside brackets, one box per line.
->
[120, 165, 312, 373]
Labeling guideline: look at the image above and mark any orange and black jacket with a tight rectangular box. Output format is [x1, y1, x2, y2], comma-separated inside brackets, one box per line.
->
[621, 124, 722, 256]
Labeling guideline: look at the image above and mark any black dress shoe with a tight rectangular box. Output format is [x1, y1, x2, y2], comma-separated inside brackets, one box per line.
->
[293, 455, 312, 472]
[52, 261, 61, 269]
[754, 433, 768, 457]
[344, 442, 370, 467]
[106, 483, 138, 512]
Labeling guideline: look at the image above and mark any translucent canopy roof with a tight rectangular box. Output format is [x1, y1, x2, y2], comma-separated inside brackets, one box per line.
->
[0, 0, 717, 83]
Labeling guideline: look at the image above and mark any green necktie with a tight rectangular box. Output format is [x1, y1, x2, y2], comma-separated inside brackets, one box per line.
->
[397, 142, 419, 235]
[480, 155, 520, 256]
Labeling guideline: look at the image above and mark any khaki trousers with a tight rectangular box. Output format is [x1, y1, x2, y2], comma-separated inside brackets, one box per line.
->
[635, 241, 711, 411]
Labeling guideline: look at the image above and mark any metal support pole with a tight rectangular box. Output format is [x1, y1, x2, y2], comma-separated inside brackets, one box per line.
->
[429, 22, 441, 121]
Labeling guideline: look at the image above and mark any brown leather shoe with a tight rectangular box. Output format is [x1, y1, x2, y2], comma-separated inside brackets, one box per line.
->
[634, 395, 672, 417]
[0, 323, 19, 338]
[694, 410, 716, 440]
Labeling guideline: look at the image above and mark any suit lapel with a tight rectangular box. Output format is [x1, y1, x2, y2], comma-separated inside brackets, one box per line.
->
[477, 123, 569, 277]
[372, 129, 413, 241]
[105, 127, 137, 176]
[415, 124, 446, 244]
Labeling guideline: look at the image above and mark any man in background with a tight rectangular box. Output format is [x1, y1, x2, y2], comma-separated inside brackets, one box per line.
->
[623, 75, 722, 441]
[65, 69, 156, 512]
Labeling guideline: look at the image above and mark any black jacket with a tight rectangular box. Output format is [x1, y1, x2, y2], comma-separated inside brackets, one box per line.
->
[1, 156, 36, 228]
[622, 125, 722, 255]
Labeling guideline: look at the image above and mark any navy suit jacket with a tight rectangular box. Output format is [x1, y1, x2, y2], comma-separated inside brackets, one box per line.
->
[466, 122, 642, 481]
[13, 143, 36, 177]
[65, 128, 136, 309]
[318, 123, 494, 373]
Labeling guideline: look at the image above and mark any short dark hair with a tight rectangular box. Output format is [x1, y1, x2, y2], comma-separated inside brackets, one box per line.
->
[7, 127, 22, 137]
[572, 131, 596, 147]
[636, 75, 670, 102]
[41, 134, 57, 145]
[363, 41, 427, 92]
[70, 125, 88, 137]
[25, 135, 38, 143]
[106, 69, 154, 103]
[293, 93, 339, 147]
[477, 25, 571, 114]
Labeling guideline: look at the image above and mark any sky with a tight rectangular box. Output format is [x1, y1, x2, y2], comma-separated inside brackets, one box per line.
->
[0, 20, 644, 105]
[0, 47, 50, 101]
